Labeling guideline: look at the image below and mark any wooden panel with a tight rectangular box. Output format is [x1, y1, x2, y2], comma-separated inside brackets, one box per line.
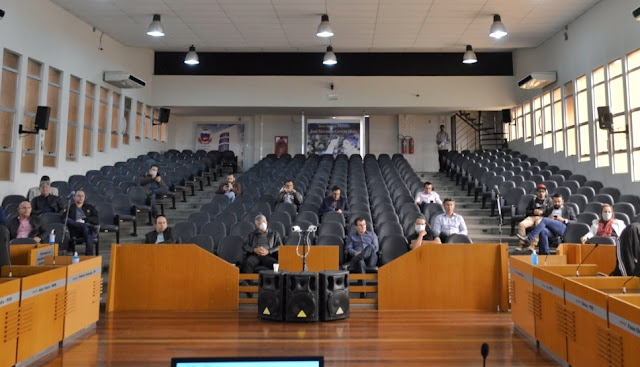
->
[0, 278, 21, 367]
[3, 50, 19, 69]
[1, 69, 18, 109]
[66, 125, 77, 160]
[83, 96, 94, 128]
[556, 243, 617, 274]
[106, 244, 238, 311]
[43, 155, 56, 167]
[20, 152, 36, 173]
[378, 243, 508, 311]
[98, 99, 107, 130]
[608, 294, 640, 367]
[278, 246, 339, 272]
[509, 256, 538, 338]
[27, 59, 42, 77]
[22, 115, 36, 150]
[25, 77, 40, 113]
[98, 132, 105, 152]
[82, 128, 91, 156]
[144, 106, 151, 139]
[161, 122, 167, 142]
[0, 110, 14, 148]
[9, 244, 38, 265]
[48, 67, 61, 85]
[0, 151, 12, 180]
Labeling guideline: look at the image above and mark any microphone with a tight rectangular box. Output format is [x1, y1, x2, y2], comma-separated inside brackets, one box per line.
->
[307, 225, 318, 232]
[67, 191, 76, 199]
[291, 225, 301, 233]
[575, 243, 599, 277]
[544, 253, 550, 265]
[493, 185, 500, 196]
[622, 268, 640, 294]
[481, 342, 489, 367]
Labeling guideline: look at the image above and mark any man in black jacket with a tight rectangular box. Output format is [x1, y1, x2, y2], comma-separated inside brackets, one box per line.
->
[144, 215, 177, 244]
[139, 164, 168, 218]
[320, 186, 350, 217]
[31, 182, 65, 215]
[517, 194, 577, 255]
[241, 214, 282, 273]
[276, 180, 303, 207]
[64, 191, 99, 255]
[6, 201, 46, 243]
[515, 184, 552, 252]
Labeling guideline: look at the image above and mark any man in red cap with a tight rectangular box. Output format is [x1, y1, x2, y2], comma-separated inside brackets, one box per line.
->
[515, 184, 552, 252]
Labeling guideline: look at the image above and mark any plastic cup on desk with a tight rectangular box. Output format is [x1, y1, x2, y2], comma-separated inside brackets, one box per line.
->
[273, 263, 279, 272]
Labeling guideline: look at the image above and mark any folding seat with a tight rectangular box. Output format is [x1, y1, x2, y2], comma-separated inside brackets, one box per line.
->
[510, 194, 536, 235]
[561, 223, 590, 244]
[231, 221, 256, 239]
[551, 187, 572, 201]
[379, 235, 409, 265]
[564, 202, 580, 216]
[584, 202, 604, 214]
[217, 236, 245, 266]
[173, 221, 198, 243]
[600, 187, 621, 202]
[201, 221, 227, 253]
[577, 212, 598, 225]
[568, 194, 589, 213]
[541, 180, 558, 192]
[445, 234, 473, 244]
[188, 212, 211, 233]
[619, 194, 640, 214]
[548, 174, 566, 185]
[568, 174, 587, 185]
[592, 194, 614, 206]
[557, 170, 573, 180]
[538, 170, 552, 180]
[546, 165, 560, 174]
[576, 187, 596, 202]
[583, 180, 604, 194]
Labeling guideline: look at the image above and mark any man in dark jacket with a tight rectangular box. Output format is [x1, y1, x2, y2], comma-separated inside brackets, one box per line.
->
[515, 184, 553, 252]
[320, 186, 350, 217]
[31, 182, 66, 215]
[276, 180, 303, 207]
[144, 215, 178, 244]
[611, 223, 640, 277]
[241, 214, 282, 273]
[517, 194, 577, 255]
[6, 201, 46, 243]
[64, 191, 99, 255]
[139, 164, 168, 218]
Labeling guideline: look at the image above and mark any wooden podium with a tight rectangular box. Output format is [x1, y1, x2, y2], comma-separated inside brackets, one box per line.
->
[9, 244, 58, 266]
[608, 293, 640, 367]
[0, 278, 20, 367]
[278, 245, 339, 272]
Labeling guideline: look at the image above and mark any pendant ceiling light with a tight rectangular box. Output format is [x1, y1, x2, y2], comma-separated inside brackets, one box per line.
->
[323, 46, 337, 65]
[462, 45, 477, 64]
[317, 14, 334, 37]
[146, 14, 165, 37]
[184, 45, 199, 65]
[489, 14, 507, 39]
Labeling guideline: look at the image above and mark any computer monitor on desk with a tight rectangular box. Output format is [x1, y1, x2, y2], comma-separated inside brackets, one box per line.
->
[171, 356, 324, 367]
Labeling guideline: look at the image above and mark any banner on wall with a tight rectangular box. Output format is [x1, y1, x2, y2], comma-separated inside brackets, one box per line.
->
[196, 123, 245, 168]
[275, 136, 288, 157]
[306, 121, 361, 156]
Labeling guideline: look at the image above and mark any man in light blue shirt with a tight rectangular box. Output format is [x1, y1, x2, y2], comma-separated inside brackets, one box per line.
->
[432, 198, 468, 243]
[343, 217, 379, 273]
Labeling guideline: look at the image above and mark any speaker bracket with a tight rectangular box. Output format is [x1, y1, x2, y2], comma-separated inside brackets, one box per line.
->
[18, 125, 39, 135]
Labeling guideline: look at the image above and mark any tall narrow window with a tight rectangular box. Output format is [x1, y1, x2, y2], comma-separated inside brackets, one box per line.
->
[20, 58, 42, 173]
[111, 92, 120, 149]
[44, 67, 62, 167]
[542, 91, 552, 149]
[161, 120, 167, 143]
[576, 75, 591, 161]
[508, 107, 516, 142]
[135, 101, 142, 141]
[152, 108, 159, 140]
[564, 81, 577, 156]
[552, 87, 564, 153]
[533, 96, 542, 145]
[123, 97, 131, 145]
[516, 106, 523, 140]
[97, 87, 108, 153]
[608, 58, 628, 173]
[144, 105, 151, 139]
[592, 67, 609, 167]
[66, 75, 81, 161]
[628, 49, 640, 181]
[82, 81, 95, 156]
[0, 49, 20, 180]
[523, 102, 531, 142]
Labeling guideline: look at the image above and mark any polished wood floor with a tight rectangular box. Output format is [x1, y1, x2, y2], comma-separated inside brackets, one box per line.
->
[32, 310, 560, 367]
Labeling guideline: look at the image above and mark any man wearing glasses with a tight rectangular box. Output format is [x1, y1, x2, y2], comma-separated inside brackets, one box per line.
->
[515, 184, 552, 253]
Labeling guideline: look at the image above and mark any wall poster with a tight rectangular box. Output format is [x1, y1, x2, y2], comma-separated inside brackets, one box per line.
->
[306, 118, 364, 156]
[195, 123, 245, 168]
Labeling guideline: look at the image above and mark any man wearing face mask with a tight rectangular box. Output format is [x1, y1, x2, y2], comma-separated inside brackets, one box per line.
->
[406, 215, 441, 250]
[241, 214, 282, 273]
[517, 194, 577, 255]
[139, 164, 168, 218]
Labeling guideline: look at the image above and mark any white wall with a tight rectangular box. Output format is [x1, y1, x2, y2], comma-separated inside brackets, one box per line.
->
[0, 0, 165, 195]
[510, 0, 640, 194]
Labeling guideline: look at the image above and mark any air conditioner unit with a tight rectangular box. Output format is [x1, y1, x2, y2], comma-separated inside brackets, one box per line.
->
[103, 71, 146, 89]
[517, 72, 556, 90]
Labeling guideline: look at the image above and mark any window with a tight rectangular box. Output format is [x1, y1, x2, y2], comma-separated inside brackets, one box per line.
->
[135, 101, 142, 141]
[564, 81, 577, 156]
[82, 81, 95, 156]
[629, 49, 640, 181]
[144, 105, 151, 139]
[523, 102, 531, 142]
[608, 58, 628, 174]
[44, 67, 62, 167]
[552, 87, 564, 153]
[0, 49, 20, 180]
[516, 105, 523, 140]
[542, 91, 552, 149]
[97, 87, 108, 152]
[152, 108, 159, 141]
[66, 75, 81, 161]
[591, 66, 609, 167]
[533, 96, 542, 145]
[576, 75, 591, 161]
[161, 121, 167, 142]
[111, 92, 120, 148]
[123, 97, 131, 145]
[21, 58, 42, 173]
[508, 107, 516, 142]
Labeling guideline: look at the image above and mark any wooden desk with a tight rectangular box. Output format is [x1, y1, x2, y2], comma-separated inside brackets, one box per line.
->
[106, 244, 238, 312]
[556, 243, 616, 274]
[0, 278, 20, 367]
[378, 243, 508, 311]
[9, 244, 58, 266]
[278, 245, 339, 272]
[608, 293, 640, 367]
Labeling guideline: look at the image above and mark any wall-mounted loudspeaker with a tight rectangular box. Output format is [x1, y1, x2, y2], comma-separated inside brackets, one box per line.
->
[258, 271, 287, 321]
[35, 106, 51, 131]
[285, 272, 319, 322]
[597, 106, 613, 130]
[158, 108, 170, 123]
[319, 270, 350, 321]
[501, 109, 512, 123]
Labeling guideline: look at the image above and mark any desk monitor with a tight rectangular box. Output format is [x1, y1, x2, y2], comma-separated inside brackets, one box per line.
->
[171, 356, 324, 367]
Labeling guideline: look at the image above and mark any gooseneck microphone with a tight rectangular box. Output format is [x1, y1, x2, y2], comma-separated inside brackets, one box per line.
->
[575, 243, 600, 277]
[481, 342, 490, 367]
[622, 268, 640, 294]
[493, 185, 500, 196]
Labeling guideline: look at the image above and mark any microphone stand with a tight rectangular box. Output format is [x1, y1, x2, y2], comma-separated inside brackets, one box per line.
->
[295, 229, 312, 272]
[495, 191, 503, 244]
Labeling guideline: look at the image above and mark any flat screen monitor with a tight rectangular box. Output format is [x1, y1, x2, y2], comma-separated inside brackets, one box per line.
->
[171, 356, 324, 367]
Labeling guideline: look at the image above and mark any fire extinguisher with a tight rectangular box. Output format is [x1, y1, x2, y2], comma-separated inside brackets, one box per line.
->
[407, 136, 414, 154]
[400, 135, 408, 154]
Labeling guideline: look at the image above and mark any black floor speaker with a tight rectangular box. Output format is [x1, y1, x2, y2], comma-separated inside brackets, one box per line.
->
[284, 272, 319, 322]
[258, 270, 287, 321]
[320, 270, 350, 321]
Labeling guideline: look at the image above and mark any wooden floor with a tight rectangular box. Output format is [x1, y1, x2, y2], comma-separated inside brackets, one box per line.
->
[28, 310, 562, 367]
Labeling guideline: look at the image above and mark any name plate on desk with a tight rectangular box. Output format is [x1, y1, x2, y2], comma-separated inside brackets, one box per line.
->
[0, 292, 19, 307]
[35, 247, 55, 265]
[565, 292, 607, 320]
[68, 267, 101, 285]
[22, 278, 67, 300]
[610, 312, 640, 338]
[534, 278, 564, 298]
[510, 267, 532, 283]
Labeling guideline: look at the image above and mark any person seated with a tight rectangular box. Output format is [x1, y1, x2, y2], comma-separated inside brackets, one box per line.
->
[517, 194, 577, 255]
[320, 186, 350, 217]
[26, 175, 59, 201]
[0, 225, 8, 267]
[343, 217, 379, 273]
[432, 198, 468, 243]
[580, 204, 626, 244]
[6, 201, 46, 243]
[276, 180, 303, 207]
[515, 184, 552, 252]
[611, 222, 640, 276]
[140, 164, 169, 218]
[406, 215, 441, 250]
[144, 215, 178, 244]
[64, 191, 99, 255]
[415, 182, 442, 211]
[0, 205, 6, 226]
[240, 214, 282, 273]
[31, 181, 66, 215]
[215, 174, 241, 202]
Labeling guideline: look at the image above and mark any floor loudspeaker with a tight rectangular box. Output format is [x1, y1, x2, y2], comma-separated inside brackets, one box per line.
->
[258, 270, 287, 321]
[320, 270, 350, 321]
[285, 272, 319, 322]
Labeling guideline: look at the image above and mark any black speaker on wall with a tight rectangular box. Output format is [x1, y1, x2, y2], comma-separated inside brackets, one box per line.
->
[597, 106, 613, 130]
[501, 109, 512, 123]
[319, 270, 350, 321]
[285, 272, 319, 322]
[158, 108, 171, 123]
[258, 270, 287, 321]
[35, 106, 51, 130]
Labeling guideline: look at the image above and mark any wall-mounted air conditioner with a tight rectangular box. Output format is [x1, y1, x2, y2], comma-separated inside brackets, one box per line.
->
[103, 71, 146, 89]
[518, 72, 556, 89]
